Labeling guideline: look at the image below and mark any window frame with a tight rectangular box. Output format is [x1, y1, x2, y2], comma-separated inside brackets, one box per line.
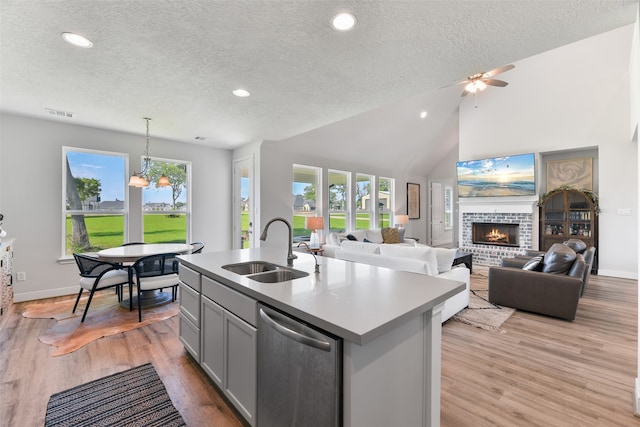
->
[62, 146, 129, 258]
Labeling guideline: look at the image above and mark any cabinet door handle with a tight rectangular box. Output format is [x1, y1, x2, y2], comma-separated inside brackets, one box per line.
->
[259, 308, 331, 352]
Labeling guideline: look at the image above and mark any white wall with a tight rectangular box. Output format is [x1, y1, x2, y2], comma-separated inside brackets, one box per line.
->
[258, 141, 429, 245]
[0, 113, 232, 301]
[459, 24, 637, 279]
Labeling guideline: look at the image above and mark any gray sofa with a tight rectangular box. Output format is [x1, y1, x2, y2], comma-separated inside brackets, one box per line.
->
[488, 241, 596, 321]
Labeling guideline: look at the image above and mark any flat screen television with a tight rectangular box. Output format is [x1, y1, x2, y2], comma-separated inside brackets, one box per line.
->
[456, 153, 536, 197]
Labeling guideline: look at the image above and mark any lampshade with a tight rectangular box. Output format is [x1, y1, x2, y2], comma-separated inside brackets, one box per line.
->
[305, 217, 324, 231]
[396, 215, 409, 227]
[157, 175, 171, 187]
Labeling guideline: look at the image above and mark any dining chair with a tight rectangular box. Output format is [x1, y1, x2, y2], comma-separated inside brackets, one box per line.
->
[190, 241, 206, 254]
[130, 252, 180, 322]
[72, 253, 130, 322]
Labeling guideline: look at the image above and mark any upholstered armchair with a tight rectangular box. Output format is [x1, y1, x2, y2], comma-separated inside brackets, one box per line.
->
[488, 242, 595, 321]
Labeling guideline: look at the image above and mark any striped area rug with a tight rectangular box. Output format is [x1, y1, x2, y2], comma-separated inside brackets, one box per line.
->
[45, 363, 185, 427]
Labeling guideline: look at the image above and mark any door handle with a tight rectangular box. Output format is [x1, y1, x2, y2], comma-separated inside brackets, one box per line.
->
[259, 308, 331, 352]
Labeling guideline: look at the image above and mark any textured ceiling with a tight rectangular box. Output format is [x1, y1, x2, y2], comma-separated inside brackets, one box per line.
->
[0, 0, 638, 154]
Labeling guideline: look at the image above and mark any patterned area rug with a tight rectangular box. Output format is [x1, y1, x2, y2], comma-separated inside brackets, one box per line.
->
[22, 292, 178, 356]
[452, 289, 515, 333]
[45, 363, 185, 427]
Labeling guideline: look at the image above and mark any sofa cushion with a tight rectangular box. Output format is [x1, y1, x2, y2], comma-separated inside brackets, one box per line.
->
[381, 227, 401, 244]
[340, 240, 381, 254]
[350, 230, 367, 241]
[563, 239, 587, 254]
[379, 245, 438, 276]
[522, 255, 544, 271]
[542, 243, 577, 274]
[433, 247, 457, 273]
[365, 229, 384, 244]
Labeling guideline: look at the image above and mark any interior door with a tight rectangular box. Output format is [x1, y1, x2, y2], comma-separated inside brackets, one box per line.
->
[430, 180, 453, 246]
[233, 157, 254, 249]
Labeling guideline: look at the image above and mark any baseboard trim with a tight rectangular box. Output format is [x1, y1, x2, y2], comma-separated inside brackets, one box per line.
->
[14, 286, 77, 302]
[597, 269, 638, 280]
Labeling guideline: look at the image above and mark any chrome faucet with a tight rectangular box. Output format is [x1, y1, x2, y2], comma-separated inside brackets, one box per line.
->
[260, 217, 297, 267]
[297, 242, 320, 273]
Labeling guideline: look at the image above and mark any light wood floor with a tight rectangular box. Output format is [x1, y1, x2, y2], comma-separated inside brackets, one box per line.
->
[0, 269, 638, 426]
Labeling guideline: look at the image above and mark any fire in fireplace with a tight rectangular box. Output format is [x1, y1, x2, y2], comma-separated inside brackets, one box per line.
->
[472, 222, 520, 247]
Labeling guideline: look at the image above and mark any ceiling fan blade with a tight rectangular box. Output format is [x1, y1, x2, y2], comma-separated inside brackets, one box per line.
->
[461, 88, 469, 97]
[484, 78, 509, 87]
[484, 64, 515, 78]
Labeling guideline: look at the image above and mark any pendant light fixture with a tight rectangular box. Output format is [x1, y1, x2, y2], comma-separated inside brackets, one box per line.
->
[128, 117, 171, 188]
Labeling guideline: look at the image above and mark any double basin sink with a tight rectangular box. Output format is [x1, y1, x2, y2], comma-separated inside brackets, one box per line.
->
[222, 261, 309, 283]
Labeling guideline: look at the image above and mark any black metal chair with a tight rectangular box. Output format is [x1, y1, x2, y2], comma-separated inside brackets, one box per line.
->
[190, 241, 205, 254]
[72, 253, 130, 322]
[130, 252, 180, 322]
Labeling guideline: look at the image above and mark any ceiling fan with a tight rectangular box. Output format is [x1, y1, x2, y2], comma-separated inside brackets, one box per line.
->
[459, 64, 515, 97]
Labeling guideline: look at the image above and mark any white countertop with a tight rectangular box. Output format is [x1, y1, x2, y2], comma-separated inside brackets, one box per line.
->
[178, 247, 464, 345]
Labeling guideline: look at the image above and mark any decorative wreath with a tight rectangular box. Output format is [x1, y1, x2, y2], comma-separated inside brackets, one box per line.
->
[538, 185, 600, 215]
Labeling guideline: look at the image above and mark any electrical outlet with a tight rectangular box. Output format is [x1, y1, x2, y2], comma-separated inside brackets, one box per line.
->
[16, 272, 26, 281]
[617, 208, 632, 216]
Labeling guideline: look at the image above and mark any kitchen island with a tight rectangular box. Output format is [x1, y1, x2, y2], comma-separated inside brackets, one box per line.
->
[177, 247, 464, 427]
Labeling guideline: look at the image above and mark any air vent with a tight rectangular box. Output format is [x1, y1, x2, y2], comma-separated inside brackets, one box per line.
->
[194, 136, 206, 140]
[45, 108, 74, 118]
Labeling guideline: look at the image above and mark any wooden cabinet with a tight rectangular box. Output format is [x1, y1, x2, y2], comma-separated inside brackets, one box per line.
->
[1, 239, 15, 329]
[539, 189, 598, 271]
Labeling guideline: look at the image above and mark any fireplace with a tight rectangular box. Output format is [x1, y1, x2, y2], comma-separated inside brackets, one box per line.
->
[472, 222, 520, 247]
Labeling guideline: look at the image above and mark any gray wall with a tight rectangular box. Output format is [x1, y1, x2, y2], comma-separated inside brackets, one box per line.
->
[0, 113, 232, 301]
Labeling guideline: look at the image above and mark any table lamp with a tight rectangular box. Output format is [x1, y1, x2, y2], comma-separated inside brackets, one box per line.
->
[395, 214, 409, 229]
[305, 217, 324, 249]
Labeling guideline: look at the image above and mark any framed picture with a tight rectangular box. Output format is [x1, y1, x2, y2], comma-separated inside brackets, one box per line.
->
[407, 183, 420, 219]
[546, 158, 593, 192]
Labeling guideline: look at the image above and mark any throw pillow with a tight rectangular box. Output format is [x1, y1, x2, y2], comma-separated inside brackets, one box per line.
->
[433, 247, 458, 273]
[346, 234, 357, 241]
[365, 229, 384, 244]
[522, 255, 544, 271]
[381, 227, 401, 244]
[541, 243, 577, 274]
[563, 238, 587, 254]
[397, 227, 406, 243]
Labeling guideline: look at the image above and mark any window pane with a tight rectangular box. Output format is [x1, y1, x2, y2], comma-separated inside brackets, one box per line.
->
[328, 170, 348, 232]
[378, 177, 393, 229]
[64, 148, 126, 254]
[356, 174, 373, 230]
[143, 213, 187, 243]
[142, 159, 189, 243]
[292, 165, 320, 240]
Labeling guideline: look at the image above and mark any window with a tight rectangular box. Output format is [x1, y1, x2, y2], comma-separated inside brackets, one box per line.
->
[63, 147, 127, 256]
[444, 185, 453, 230]
[328, 170, 349, 232]
[142, 159, 190, 243]
[355, 173, 373, 230]
[292, 165, 321, 241]
[378, 177, 394, 229]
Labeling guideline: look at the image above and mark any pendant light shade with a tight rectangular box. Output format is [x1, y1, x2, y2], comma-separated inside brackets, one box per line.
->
[129, 117, 170, 188]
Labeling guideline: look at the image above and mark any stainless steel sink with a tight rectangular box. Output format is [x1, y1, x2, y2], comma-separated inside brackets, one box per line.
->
[249, 269, 309, 283]
[222, 261, 279, 275]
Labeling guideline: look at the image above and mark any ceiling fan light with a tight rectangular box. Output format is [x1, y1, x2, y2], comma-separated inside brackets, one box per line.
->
[157, 175, 171, 187]
[465, 82, 477, 93]
[475, 80, 487, 91]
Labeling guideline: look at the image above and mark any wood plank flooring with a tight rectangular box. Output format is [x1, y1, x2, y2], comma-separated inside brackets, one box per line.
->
[0, 269, 638, 426]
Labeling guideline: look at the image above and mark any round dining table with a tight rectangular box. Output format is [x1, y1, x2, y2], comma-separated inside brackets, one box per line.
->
[96, 243, 193, 263]
[96, 243, 194, 308]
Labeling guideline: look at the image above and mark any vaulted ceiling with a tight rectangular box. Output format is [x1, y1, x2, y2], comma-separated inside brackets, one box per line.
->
[1, 0, 638, 163]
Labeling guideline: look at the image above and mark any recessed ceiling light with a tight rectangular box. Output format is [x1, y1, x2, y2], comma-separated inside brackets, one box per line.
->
[420, 111, 428, 119]
[61, 32, 93, 48]
[232, 89, 250, 97]
[331, 12, 356, 31]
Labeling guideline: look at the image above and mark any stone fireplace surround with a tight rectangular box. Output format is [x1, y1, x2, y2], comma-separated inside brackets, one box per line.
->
[458, 198, 538, 266]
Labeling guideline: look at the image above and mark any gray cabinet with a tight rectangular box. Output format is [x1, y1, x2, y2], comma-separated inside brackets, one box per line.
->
[181, 272, 257, 426]
[178, 265, 201, 361]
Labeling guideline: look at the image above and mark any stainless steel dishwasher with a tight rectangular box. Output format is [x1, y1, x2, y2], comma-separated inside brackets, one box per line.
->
[257, 303, 342, 427]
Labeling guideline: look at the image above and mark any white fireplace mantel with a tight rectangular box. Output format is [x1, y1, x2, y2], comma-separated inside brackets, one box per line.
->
[458, 196, 538, 214]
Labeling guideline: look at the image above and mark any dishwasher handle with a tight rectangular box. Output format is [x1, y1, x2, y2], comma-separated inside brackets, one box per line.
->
[259, 308, 332, 352]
